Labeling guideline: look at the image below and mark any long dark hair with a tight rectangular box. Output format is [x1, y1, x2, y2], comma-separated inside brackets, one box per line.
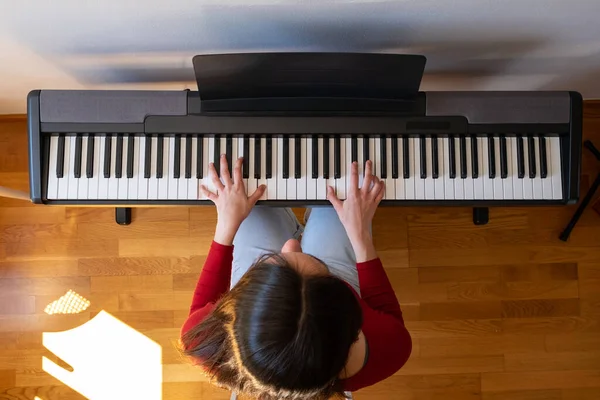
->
[179, 254, 363, 399]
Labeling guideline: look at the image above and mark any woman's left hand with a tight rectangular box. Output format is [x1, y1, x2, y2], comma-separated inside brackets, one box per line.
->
[200, 155, 266, 245]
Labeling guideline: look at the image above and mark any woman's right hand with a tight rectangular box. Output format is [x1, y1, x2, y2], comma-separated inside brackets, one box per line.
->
[327, 160, 384, 262]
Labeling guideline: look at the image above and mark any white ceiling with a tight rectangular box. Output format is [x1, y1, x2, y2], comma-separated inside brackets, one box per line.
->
[1, 0, 600, 114]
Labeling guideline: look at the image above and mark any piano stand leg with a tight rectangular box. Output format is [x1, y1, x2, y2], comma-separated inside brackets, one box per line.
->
[473, 207, 489, 226]
[115, 208, 132, 226]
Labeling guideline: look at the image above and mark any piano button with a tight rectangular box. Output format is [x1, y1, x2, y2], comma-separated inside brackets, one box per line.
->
[413, 138, 425, 199]
[138, 136, 148, 200]
[493, 135, 503, 199]
[287, 136, 297, 199]
[74, 135, 83, 179]
[156, 135, 164, 179]
[117, 135, 129, 200]
[419, 135, 427, 179]
[393, 137, 404, 199]
[266, 137, 273, 179]
[67, 136, 79, 199]
[185, 135, 193, 179]
[174, 135, 181, 179]
[510, 137, 523, 200]
[431, 135, 439, 179]
[391, 136, 399, 179]
[384, 137, 395, 199]
[277, 137, 287, 199]
[144, 134, 152, 179]
[47, 136, 59, 199]
[213, 135, 221, 176]
[267, 136, 278, 200]
[255, 136, 262, 179]
[103, 134, 112, 179]
[532, 136, 543, 199]
[90, 135, 102, 199]
[334, 136, 341, 179]
[351, 137, 358, 163]
[502, 136, 514, 200]
[549, 136, 563, 200]
[77, 136, 89, 198]
[379, 135, 387, 179]
[115, 134, 124, 179]
[403, 136, 410, 179]
[487, 136, 496, 179]
[448, 135, 456, 179]
[464, 136, 474, 200]
[127, 135, 135, 179]
[311, 136, 319, 179]
[225, 135, 233, 171]
[516, 135, 525, 179]
[442, 138, 454, 200]
[242, 135, 250, 179]
[316, 136, 327, 199]
[307, 135, 317, 199]
[323, 135, 330, 180]
[521, 136, 534, 200]
[481, 136, 493, 199]
[528, 135, 536, 178]
[129, 134, 140, 199]
[86, 134, 95, 178]
[56, 134, 66, 178]
[148, 136, 159, 200]
[539, 135, 548, 179]
[157, 136, 169, 199]
[107, 135, 118, 199]
[460, 136, 467, 179]
[500, 135, 508, 179]
[362, 136, 369, 172]
[167, 137, 179, 199]
[282, 136, 290, 179]
[474, 136, 484, 199]
[195, 135, 203, 179]
[471, 135, 479, 178]
[295, 136, 302, 179]
[178, 136, 188, 199]
[258, 136, 268, 200]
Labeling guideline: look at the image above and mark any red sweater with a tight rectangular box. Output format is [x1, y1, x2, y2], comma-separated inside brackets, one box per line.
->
[181, 241, 412, 392]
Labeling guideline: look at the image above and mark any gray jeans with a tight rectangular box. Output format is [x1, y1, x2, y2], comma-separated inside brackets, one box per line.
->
[231, 207, 360, 295]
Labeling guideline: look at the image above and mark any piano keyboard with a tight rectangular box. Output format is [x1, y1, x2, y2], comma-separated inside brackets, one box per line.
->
[46, 133, 563, 202]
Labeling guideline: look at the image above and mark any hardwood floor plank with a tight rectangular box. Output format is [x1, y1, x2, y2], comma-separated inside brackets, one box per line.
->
[481, 389, 561, 400]
[420, 335, 545, 358]
[0, 277, 90, 296]
[504, 351, 600, 372]
[79, 256, 194, 276]
[420, 301, 503, 321]
[90, 275, 173, 293]
[119, 293, 192, 312]
[447, 280, 579, 301]
[481, 370, 600, 391]
[399, 355, 504, 375]
[501, 298, 580, 318]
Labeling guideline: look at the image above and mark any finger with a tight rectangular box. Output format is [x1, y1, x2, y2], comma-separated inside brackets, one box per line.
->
[369, 176, 380, 192]
[350, 162, 359, 192]
[374, 182, 385, 204]
[248, 184, 266, 206]
[327, 186, 343, 214]
[200, 185, 218, 202]
[362, 160, 373, 192]
[233, 157, 243, 186]
[209, 163, 225, 191]
[220, 154, 233, 186]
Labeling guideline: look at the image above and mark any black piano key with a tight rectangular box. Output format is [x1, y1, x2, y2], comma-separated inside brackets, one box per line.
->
[431, 136, 439, 179]
[311, 136, 318, 179]
[57, 134, 65, 178]
[103, 135, 111, 178]
[334, 136, 341, 179]
[380, 135, 387, 179]
[516, 135, 525, 179]
[266, 137, 273, 179]
[174, 135, 181, 179]
[74, 135, 82, 179]
[351, 137, 358, 163]
[185, 135, 193, 179]
[127, 135, 135, 178]
[323, 136, 330, 179]
[214, 135, 221, 176]
[391, 137, 399, 179]
[86, 134, 95, 178]
[528, 135, 536, 178]
[403, 137, 410, 179]
[226, 135, 233, 171]
[448, 135, 456, 179]
[500, 135, 508, 179]
[156, 135, 164, 179]
[471, 135, 479, 178]
[115, 134, 123, 179]
[196, 136, 203, 179]
[295, 136, 302, 179]
[419, 135, 427, 179]
[243, 135, 249, 179]
[144, 135, 152, 179]
[283, 136, 290, 179]
[460, 136, 467, 179]
[539, 135, 548, 179]
[255, 136, 262, 179]
[488, 136, 496, 179]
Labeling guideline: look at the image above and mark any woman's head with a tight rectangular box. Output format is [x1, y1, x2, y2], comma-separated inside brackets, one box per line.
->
[180, 243, 363, 399]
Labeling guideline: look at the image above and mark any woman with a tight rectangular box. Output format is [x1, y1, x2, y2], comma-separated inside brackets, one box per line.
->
[180, 155, 412, 399]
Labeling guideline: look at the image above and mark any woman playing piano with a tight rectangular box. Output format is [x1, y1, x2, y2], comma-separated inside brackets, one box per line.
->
[179, 155, 412, 399]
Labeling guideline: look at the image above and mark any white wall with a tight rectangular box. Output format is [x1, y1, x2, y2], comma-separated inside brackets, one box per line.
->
[1, 0, 600, 114]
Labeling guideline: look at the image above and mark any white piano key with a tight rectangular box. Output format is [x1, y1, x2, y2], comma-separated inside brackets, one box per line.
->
[442, 138, 454, 200]
[97, 136, 109, 199]
[158, 137, 169, 200]
[464, 137, 474, 200]
[344, 138, 353, 198]
[316, 137, 327, 199]
[148, 136, 159, 200]
[394, 137, 405, 200]
[274, 137, 286, 200]
[88, 136, 100, 200]
[424, 137, 435, 200]
[454, 137, 465, 200]
[200, 137, 214, 199]
[522, 137, 534, 200]
[384, 137, 394, 200]
[326, 137, 336, 197]
[248, 137, 258, 197]
[474, 137, 485, 200]
[185, 136, 197, 200]
[481, 137, 493, 200]
[503, 137, 514, 200]
[67, 136, 79, 200]
[117, 136, 129, 200]
[237, 137, 248, 190]
[307, 137, 317, 200]
[374, 138, 381, 197]
[47, 136, 59, 199]
[177, 137, 187, 199]
[532, 136, 543, 199]
[287, 136, 297, 200]
[493, 137, 504, 200]
[267, 138, 278, 200]
[57, 136, 70, 199]
[76, 136, 89, 199]
[107, 136, 118, 199]
[510, 137, 523, 200]
[541, 137, 553, 200]
[550, 137, 563, 200]
[413, 138, 425, 200]
[297, 138, 308, 200]
[357, 138, 364, 189]
[433, 137, 445, 200]
[167, 137, 178, 200]
[128, 136, 140, 200]
[258, 137, 268, 200]
[404, 138, 415, 200]
[369, 138, 376, 187]
[137, 136, 148, 200]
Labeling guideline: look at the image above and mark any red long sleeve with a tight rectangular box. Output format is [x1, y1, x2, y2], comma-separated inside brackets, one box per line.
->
[189, 241, 233, 314]
[356, 258, 403, 319]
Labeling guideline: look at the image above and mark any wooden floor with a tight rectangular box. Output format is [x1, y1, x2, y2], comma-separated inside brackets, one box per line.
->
[1, 104, 600, 400]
